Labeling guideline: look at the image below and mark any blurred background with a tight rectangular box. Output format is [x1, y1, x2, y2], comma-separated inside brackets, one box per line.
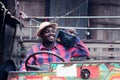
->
[1, 0, 120, 69]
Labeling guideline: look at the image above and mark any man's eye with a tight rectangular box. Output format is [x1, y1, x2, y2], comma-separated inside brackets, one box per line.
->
[44, 30, 55, 33]
[52, 30, 55, 33]
[44, 30, 49, 33]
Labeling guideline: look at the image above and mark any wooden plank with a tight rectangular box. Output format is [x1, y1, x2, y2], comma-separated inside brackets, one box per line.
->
[86, 43, 120, 48]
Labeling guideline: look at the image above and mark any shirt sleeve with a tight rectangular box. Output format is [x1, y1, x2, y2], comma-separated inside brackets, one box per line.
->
[72, 36, 90, 57]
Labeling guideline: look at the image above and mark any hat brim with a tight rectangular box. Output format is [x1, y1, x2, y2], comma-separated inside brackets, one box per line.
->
[37, 23, 58, 37]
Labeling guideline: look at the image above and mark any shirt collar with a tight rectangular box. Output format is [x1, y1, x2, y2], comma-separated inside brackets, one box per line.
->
[39, 42, 58, 50]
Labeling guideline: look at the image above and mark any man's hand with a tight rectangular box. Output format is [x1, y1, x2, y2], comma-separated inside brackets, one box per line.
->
[66, 28, 77, 36]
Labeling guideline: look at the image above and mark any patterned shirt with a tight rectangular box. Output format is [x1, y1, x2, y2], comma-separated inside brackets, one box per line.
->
[20, 37, 90, 71]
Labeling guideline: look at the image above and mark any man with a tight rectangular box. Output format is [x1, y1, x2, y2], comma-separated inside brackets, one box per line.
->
[20, 21, 90, 71]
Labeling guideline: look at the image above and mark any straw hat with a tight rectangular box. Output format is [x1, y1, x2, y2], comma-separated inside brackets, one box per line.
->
[37, 22, 58, 37]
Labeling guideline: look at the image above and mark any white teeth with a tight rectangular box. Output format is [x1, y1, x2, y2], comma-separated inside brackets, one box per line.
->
[49, 36, 54, 39]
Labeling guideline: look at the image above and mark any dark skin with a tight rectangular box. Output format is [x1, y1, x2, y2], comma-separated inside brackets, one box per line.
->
[40, 26, 76, 49]
[40, 26, 56, 49]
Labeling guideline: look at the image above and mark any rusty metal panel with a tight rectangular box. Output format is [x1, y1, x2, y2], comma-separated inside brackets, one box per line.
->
[49, 0, 89, 39]
[17, 0, 45, 16]
[89, 0, 120, 41]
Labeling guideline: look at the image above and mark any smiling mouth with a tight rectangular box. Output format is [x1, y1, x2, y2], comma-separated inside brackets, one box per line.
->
[49, 36, 55, 40]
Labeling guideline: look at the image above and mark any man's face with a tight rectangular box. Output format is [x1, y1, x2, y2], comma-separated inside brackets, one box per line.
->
[41, 26, 56, 42]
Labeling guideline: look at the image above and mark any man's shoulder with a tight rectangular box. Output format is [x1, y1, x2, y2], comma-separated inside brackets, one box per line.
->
[31, 43, 41, 48]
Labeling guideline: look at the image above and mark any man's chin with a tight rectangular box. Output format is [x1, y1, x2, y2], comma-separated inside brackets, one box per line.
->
[49, 40, 54, 43]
